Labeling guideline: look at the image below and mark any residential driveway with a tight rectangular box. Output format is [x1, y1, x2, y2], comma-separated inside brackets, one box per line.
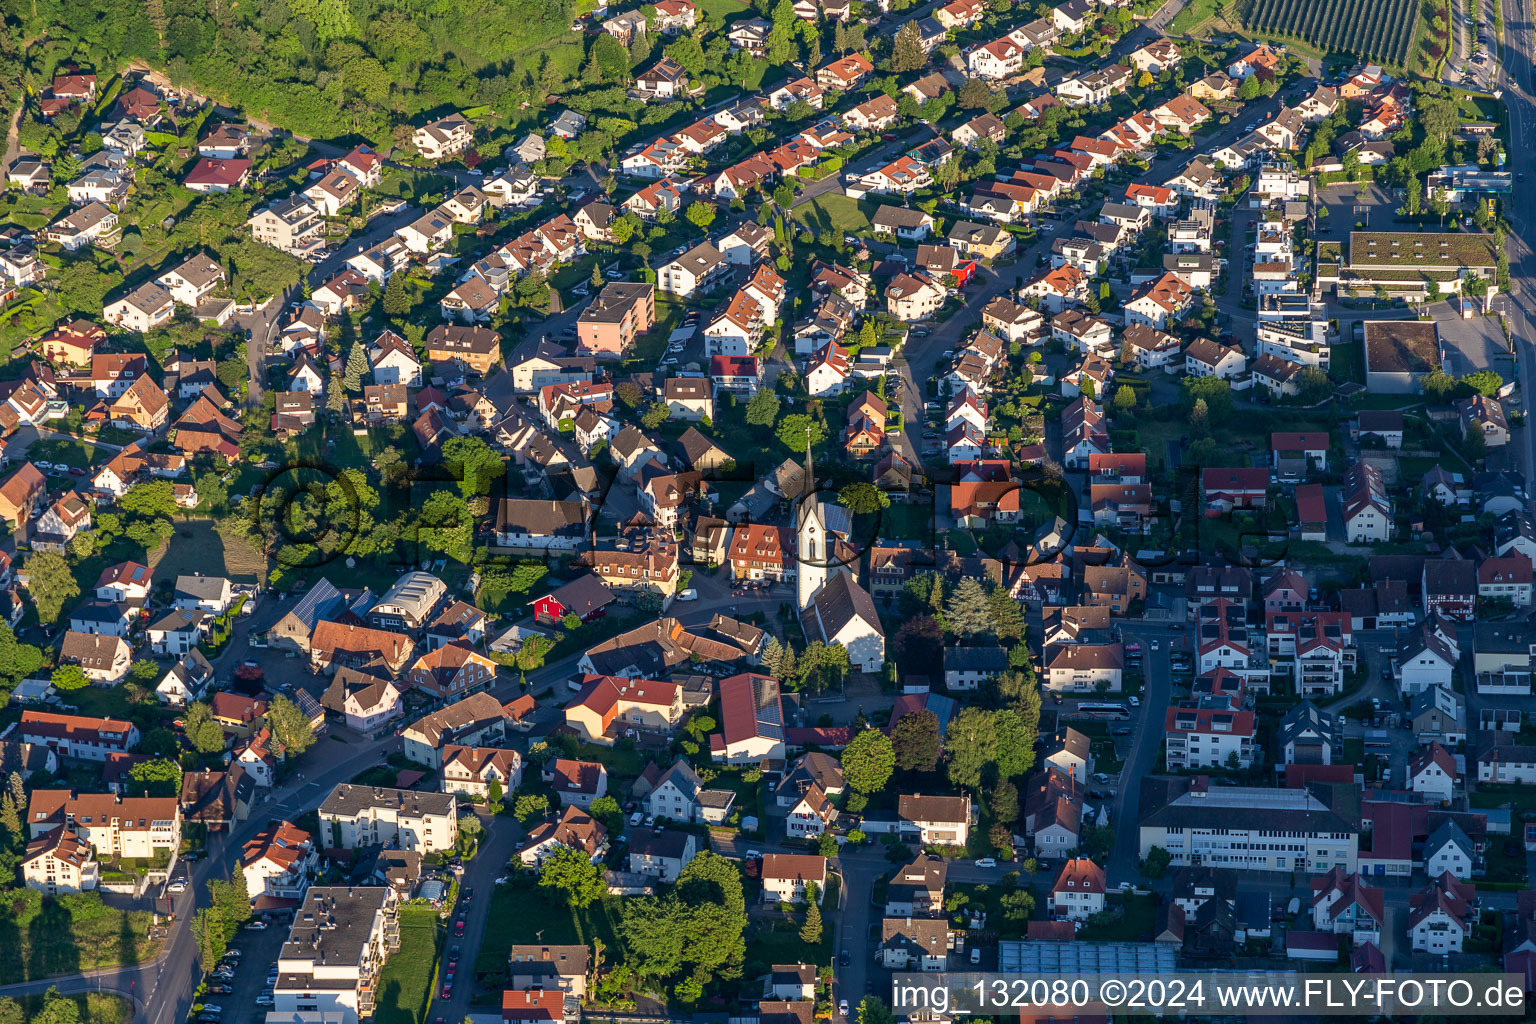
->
[1106, 624, 1175, 884]
[435, 810, 527, 1020]
[304, 205, 422, 286]
[830, 845, 886, 1014]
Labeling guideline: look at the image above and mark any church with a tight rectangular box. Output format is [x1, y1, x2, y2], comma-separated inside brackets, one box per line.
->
[795, 445, 887, 673]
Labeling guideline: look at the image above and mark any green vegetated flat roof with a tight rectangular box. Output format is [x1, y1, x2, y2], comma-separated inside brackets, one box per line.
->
[1347, 231, 1497, 268]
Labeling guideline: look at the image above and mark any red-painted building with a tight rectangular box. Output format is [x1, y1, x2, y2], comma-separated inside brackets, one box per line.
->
[532, 573, 615, 626]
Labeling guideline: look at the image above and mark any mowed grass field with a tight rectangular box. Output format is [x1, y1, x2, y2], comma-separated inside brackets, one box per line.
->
[373, 907, 442, 1024]
[148, 519, 268, 584]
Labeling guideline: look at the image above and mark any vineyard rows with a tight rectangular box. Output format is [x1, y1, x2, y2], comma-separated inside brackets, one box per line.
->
[1237, 0, 1419, 65]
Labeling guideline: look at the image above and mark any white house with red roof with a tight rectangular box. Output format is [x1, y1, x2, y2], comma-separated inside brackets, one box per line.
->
[1408, 873, 1475, 952]
[787, 784, 837, 838]
[546, 758, 609, 810]
[805, 342, 851, 397]
[1310, 867, 1383, 945]
[15, 711, 139, 761]
[336, 144, 383, 187]
[1020, 265, 1089, 313]
[709, 673, 787, 765]
[1049, 857, 1106, 920]
[761, 853, 827, 903]
[1124, 183, 1180, 217]
[183, 158, 250, 193]
[94, 560, 153, 604]
[1122, 271, 1193, 330]
[1164, 704, 1256, 769]
[1271, 432, 1330, 479]
[711, 355, 762, 396]
[1478, 554, 1534, 607]
[1408, 742, 1458, 803]
[1202, 468, 1269, 514]
[859, 155, 932, 195]
[240, 820, 316, 905]
[967, 37, 1025, 79]
[503, 989, 566, 1024]
[563, 674, 684, 744]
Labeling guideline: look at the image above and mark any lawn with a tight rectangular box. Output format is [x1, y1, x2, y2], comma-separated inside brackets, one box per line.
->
[475, 880, 624, 979]
[1076, 891, 1158, 943]
[1330, 339, 1365, 385]
[879, 502, 935, 544]
[1167, 0, 1221, 33]
[0, 890, 162, 984]
[147, 518, 268, 585]
[373, 906, 442, 1024]
[791, 194, 874, 238]
[1130, 417, 1185, 470]
[698, 0, 753, 20]
[574, 742, 648, 779]
[1471, 785, 1536, 815]
[1483, 838, 1529, 885]
[949, 880, 1038, 940]
[745, 875, 839, 969]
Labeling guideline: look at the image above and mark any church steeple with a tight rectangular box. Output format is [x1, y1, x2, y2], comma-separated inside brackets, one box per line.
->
[803, 435, 815, 499]
[796, 435, 826, 614]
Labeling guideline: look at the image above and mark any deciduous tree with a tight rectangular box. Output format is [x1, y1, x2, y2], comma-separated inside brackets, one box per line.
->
[837, 481, 889, 514]
[184, 701, 228, 755]
[540, 844, 608, 908]
[992, 708, 1035, 779]
[23, 552, 78, 624]
[775, 413, 826, 452]
[50, 665, 89, 691]
[268, 694, 317, 757]
[891, 709, 941, 772]
[841, 729, 895, 794]
[745, 387, 781, 426]
[946, 705, 998, 791]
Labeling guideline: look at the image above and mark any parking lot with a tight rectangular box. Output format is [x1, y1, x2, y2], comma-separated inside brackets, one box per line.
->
[199, 916, 285, 1020]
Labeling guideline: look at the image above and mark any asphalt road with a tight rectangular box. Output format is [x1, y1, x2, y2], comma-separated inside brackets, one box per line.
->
[1493, 0, 1536, 514]
[1105, 623, 1178, 883]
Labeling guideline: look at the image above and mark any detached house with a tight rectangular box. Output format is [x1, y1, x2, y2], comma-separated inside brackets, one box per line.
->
[761, 854, 826, 904]
[898, 794, 971, 846]
[1123, 272, 1194, 330]
[414, 114, 474, 160]
[1050, 858, 1107, 921]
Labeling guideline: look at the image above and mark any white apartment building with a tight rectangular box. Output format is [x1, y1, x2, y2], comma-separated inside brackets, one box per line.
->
[317, 784, 459, 854]
[273, 887, 401, 1024]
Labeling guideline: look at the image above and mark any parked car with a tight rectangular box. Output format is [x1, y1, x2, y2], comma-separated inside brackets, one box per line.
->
[244, 920, 268, 930]
[677, 588, 699, 601]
